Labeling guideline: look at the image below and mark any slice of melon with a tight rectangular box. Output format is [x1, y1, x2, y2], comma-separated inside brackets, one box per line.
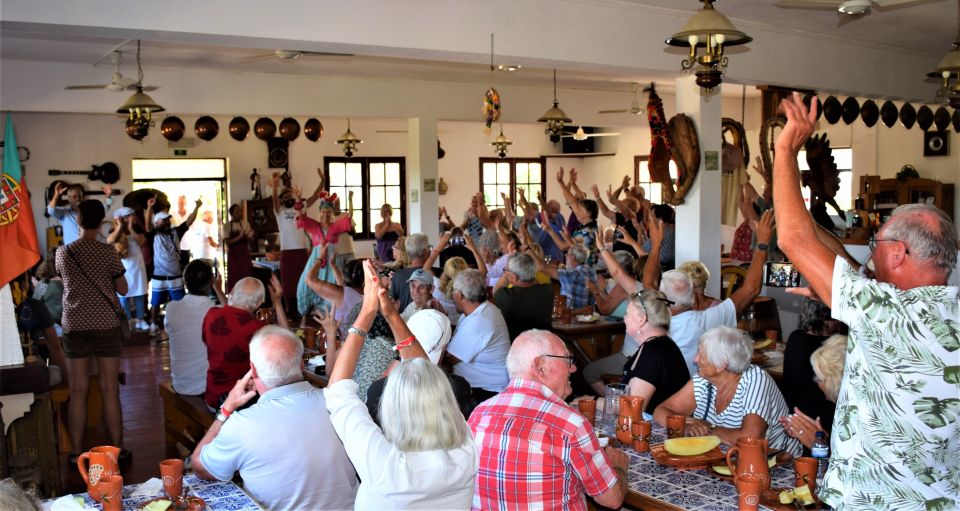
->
[753, 339, 773, 350]
[793, 484, 816, 506]
[664, 435, 721, 456]
[779, 489, 795, 504]
[712, 455, 777, 475]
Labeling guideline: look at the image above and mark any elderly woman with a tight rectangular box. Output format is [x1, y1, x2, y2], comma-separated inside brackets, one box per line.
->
[620, 290, 690, 416]
[780, 334, 847, 450]
[781, 298, 845, 434]
[374, 203, 404, 264]
[653, 326, 803, 456]
[676, 261, 720, 311]
[384, 235, 410, 271]
[325, 259, 476, 509]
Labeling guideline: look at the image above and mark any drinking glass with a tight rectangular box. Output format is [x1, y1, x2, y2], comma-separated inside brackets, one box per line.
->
[602, 383, 626, 436]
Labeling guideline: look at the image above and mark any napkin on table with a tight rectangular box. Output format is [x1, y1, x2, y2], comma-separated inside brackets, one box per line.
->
[128, 477, 164, 498]
[46, 495, 95, 511]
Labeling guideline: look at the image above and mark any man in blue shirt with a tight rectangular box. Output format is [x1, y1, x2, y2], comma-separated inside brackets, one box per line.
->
[46, 182, 113, 244]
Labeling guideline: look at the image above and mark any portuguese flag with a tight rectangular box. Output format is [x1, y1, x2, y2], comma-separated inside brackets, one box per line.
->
[0, 113, 40, 288]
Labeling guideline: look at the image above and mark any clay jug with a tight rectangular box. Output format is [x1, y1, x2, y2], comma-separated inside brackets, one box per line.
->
[619, 396, 643, 421]
[725, 437, 770, 491]
[77, 445, 121, 501]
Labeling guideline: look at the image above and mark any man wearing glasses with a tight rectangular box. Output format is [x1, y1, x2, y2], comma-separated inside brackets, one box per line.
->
[468, 329, 628, 511]
[774, 93, 959, 511]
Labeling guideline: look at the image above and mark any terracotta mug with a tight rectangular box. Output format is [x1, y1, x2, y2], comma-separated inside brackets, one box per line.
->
[794, 456, 818, 494]
[98, 474, 123, 511]
[735, 472, 763, 511]
[726, 437, 770, 491]
[160, 458, 184, 498]
[577, 399, 597, 426]
[619, 396, 643, 421]
[77, 445, 120, 501]
[632, 420, 652, 452]
[666, 414, 686, 439]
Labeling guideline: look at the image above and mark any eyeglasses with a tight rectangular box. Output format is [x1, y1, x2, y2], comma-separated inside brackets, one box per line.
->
[540, 354, 575, 368]
[868, 237, 909, 254]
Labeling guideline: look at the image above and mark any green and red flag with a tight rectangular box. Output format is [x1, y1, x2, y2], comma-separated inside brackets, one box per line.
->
[0, 113, 40, 288]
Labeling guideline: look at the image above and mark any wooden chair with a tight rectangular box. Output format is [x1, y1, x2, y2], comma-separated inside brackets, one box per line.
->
[720, 265, 747, 300]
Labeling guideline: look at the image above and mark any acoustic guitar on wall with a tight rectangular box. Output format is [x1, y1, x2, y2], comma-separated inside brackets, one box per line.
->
[48, 162, 120, 184]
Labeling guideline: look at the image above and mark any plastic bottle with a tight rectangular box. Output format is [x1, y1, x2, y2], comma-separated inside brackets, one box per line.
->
[811, 431, 830, 491]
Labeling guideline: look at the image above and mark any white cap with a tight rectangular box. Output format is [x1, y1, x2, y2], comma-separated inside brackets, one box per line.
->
[406, 309, 452, 365]
[112, 207, 135, 219]
[152, 212, 172, 224]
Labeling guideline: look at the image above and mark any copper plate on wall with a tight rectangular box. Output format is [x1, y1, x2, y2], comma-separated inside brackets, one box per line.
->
[279, 117, 300, 141]
[899, 103, 916, 129]
[860, 100, 879, 127]
[841, 97, 860, 125]
[917, 105, 934, 131]
[254, 117, 276, 141]
[229, 117, 250, 141]
[934, 107, 951, 132]
[822, 96, 842, 124]
[880, 101, 898, 128]
[160, 116, 185, 141]
[304, 118, 323, 141]
[195, 116, 219, 141]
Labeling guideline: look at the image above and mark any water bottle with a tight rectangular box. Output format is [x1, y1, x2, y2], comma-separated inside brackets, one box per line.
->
[811, 431, 830, 491]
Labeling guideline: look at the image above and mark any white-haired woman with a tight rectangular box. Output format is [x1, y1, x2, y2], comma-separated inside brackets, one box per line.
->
[779, 334, 847, 450]
[326, 259, 476, 509]
[653, 326, 803, 457]
[676, 261, 720, 311]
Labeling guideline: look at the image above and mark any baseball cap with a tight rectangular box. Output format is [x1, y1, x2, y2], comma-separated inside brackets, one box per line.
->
[152, 212, 172, 224]
[112, 207, 135, 219]
[407, 309, 452, 364]
[407, 269, 434, 286]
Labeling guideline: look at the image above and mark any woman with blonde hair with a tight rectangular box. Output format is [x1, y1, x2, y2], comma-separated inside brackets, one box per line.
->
[326, 259, 476, 509]
[384, 235, 411, 270]
[676, 261, 720, 310]
[779, 334, 847, 450]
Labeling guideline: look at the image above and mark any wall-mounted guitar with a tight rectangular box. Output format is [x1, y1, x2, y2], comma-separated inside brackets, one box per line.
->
[46, 162, 122, 206]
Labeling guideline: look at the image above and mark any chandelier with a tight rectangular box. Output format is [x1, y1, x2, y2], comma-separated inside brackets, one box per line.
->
[929, 2, 960, 108]
[665, 0, 752, 95]
[116, 40, 164, 137]
[336, 118, 363, 158]
[491, 127, 512, 158]
[537, 70, 572, 143]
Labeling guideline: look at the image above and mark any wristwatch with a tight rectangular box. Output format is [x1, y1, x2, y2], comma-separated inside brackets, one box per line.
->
[215, 408, 232, 423]
[756, 243, 769, 251]
[347, 326, 368, 339]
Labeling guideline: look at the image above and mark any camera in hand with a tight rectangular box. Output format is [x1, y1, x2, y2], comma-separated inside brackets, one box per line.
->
[449, 227, 466, 246]
[764, 261, 801, 288]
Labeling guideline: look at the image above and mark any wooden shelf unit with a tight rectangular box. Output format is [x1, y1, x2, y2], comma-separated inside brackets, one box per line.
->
[860, 176, 954, 222]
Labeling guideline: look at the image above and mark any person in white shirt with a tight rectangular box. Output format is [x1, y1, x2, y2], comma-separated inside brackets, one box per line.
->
[444, 269, 511, 403]
[165, 260, 226, 396]
[46, 182, 113, 244]
[326, 259, 476, 510]
[182, 209, 220, 263]
[271, 172, 312, 316]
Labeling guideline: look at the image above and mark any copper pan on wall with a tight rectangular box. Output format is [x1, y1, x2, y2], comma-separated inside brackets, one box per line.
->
[933, 107, 951, 132]
[304, 118, 323, 141]
[917, 105, 934, 131]
[254, 117, 276, 141]
[229, 117, 250, 141]
[160, 116, 185, 141]
[822, 96, 842, 125]
[841, 97, 860, 125]
[880, 101, 898, 128]
[899, 103, 916, 129]
[860, 100, 879, 128]
[279, 117, 300, 141]
[195, 116, 219, 141]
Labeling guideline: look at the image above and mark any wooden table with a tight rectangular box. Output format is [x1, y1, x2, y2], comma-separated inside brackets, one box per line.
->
[550, 317, 625, 367]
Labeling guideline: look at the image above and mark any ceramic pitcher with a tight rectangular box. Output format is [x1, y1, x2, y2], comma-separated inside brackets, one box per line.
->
[725, 436, 770, 491]
[77, 445, 121, 501]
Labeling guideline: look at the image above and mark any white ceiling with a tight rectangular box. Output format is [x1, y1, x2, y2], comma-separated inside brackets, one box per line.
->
[1, 0, 955, 97]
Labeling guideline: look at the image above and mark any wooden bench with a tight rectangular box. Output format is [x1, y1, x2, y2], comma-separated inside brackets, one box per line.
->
[159, 381, 213, 459]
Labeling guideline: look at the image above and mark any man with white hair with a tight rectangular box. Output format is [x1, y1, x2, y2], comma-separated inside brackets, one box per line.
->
[399, 269, 445, 321]
[444, 269, 511, 403]
[533, 243, 597, 309]
[201, 276, 288, 410]
[468, 330, 628, 510]
[389, 233, 430, 310]
[493, 253, 554, 340]
[192, 325, 359, 511]
[650, 210, 774, 375]
[774, 93, 959, 510]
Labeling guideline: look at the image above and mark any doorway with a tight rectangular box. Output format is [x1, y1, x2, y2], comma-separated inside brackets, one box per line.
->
[132, 158, 228, 276]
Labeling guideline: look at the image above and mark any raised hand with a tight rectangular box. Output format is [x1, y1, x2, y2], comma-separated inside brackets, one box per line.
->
[146, 196, 156, 210]
[756, 209, 775, 244]
[536, 190, 545, 204]
[647, 217, 665, 245]
[102, 184, 112, 197]
[54, 181, 66, 196]
[590, 184, 601, 199]
[569, 168, 579, 184]
[360, 259, 382, 315]
[438, 230, 452, 247]
[621, 175, 631, 188]
[222, 370, 258, 412]
[776, 92, 818, 155]
[194, 197, 203, 209]
[556, 167, 565, 184]
[268, 274, 283, 305]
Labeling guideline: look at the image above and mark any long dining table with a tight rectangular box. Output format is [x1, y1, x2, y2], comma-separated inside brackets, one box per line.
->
[42, 473, 263, 510]
[550, 316, 625, 366]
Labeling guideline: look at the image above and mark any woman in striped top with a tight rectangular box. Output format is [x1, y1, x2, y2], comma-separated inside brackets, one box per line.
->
[653, 326, 803, 457]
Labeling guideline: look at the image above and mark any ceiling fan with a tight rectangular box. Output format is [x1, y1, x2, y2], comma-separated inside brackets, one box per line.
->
[65, 51, 158, 92]
[561, 126, 621, 141]
[775, 0, 941, 20]
[240, 49, 354, 64]
[598, 82, 650, 115]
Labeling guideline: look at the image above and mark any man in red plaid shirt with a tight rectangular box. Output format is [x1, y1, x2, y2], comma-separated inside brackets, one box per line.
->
[468, 329, 628, 510]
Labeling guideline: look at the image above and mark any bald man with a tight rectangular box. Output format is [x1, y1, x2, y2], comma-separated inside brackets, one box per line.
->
[467, 330, 628, 510]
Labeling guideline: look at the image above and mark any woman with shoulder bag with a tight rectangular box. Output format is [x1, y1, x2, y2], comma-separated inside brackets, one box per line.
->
[55, 200, 130, 465]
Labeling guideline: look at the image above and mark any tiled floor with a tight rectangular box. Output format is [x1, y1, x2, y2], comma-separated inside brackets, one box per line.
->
[60, 334, 172, 495]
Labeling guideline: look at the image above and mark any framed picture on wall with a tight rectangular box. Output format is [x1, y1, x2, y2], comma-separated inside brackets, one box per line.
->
[245, 198, 278, 234]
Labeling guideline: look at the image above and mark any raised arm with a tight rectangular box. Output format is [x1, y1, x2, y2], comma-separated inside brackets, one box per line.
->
[476, 193, 495, 230]
[271, 172, 283, 213]
[305, 251, 345, 308]
[464, 234, 488, 278]
[304, 168, 326, 209]
[774, 94, 836, 308]
[556, 167, 589, 221]
[268, 275, 290, 329]
[376, 279, 430, 361]
[540, 211, 572, 251]
[211, 271, 228, 306]
[592, 184, 617, 222]
[596, 228, 639, 293]
[730, 209, 774, 315]
[144, 196, 156, 233]
[47, 182, 66, 215]
[183, 198, 202, 229]
[530, 247, 559, 280]
[423, 231, 452, 271]
[641, 217, 664, 290]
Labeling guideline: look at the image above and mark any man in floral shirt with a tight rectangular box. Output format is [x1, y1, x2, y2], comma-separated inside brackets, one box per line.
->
[774, 92, 959, 511]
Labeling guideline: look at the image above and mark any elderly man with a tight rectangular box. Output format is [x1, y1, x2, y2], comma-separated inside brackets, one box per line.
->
[389, 233, 430, 310]
[47, 181, 113, 244]
[774, 93, 959, 510]
[192, 326, 359, 510]
[528, 194, 566, 263]
[534, 243, 597, 310]
[145, 195, 200, 337]
[479, 230, 508, 287]
[165, 260, 226, 396]
[202, 276, 288, 410]
[444, 269, 511, 403]
[469, 330, 628, 510]
[400, 268, 445, 321]
[493, 253, 554, 340]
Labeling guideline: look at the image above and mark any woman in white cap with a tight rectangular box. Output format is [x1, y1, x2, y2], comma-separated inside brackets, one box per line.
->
[107, 206, 149, 330]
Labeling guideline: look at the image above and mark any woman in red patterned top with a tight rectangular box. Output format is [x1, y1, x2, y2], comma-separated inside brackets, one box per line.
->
[730, 181, 761, 262]
[55, 200, 128, 463]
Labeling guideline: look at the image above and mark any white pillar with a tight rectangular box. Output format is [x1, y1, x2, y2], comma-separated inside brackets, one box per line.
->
[406, 117, 439, 242]
[674, 75, 723, 298]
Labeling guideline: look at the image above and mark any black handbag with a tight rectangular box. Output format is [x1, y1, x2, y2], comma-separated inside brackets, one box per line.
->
[64, 246, 131, 341]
